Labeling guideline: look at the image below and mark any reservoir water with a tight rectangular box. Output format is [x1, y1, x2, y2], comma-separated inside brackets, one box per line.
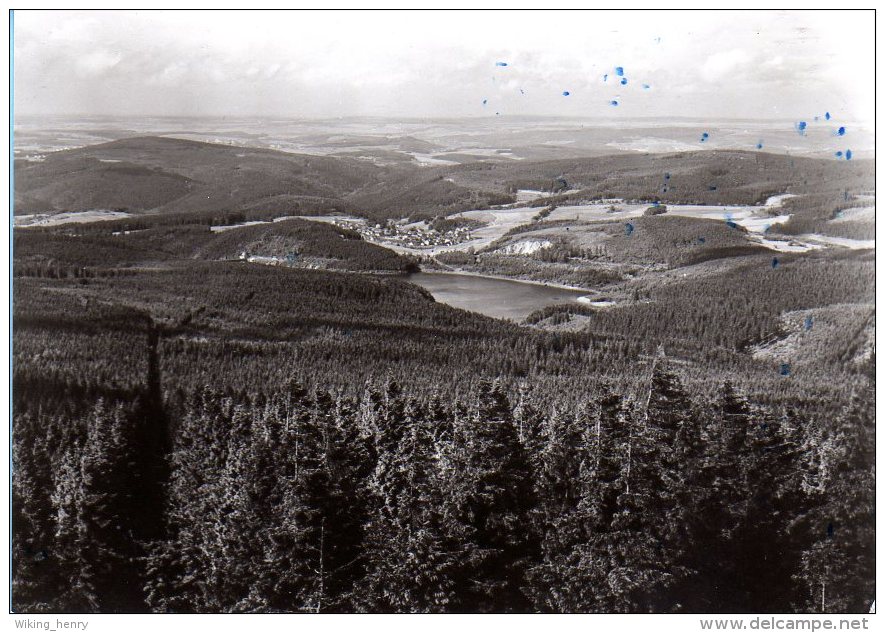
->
[406, 272, 587, 322]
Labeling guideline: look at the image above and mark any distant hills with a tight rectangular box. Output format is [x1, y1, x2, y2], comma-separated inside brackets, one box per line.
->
[14, 136, 874, 237]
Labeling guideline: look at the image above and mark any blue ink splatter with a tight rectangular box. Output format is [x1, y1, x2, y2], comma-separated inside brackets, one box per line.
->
[495, 112, 500, 116]
[825, 111, 831, 120]
[846, 149, 853, 160]
[697, 236, 706, 244]
[837, 126, 846, 136]
[771, 257, 779, 269]
[804, 315, 813, 331]
[708, 184, 717, 191]
[615, 66, 624, 76]
[620, 77, 628, 85]
[642, 83, 650, 90]
[562, 91, 571, 96]
[603, 73, 608, 82]
[664, 173, 670, 180]
[796, 121, 807, 134]
[779, 363, 791, 376]
[835, 150, 843, 158]
[482, 99, 487, 105]
[700, 132, 709, 142]
[625, 222, 634, 236]
[519, 88, 525, 95]
[756, 141, 764, 149]
[495, 61, 508, 67]
[610, 100, 619, 106]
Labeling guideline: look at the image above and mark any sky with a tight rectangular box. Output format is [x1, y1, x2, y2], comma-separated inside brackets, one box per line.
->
[12, 10, 875, 124]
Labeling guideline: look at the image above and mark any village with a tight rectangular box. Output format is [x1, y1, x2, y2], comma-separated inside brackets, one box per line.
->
[329, 217, 475, 250]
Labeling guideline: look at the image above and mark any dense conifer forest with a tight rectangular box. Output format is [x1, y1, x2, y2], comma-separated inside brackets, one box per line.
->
[11, 138, 875, 614]
[12, 251, 875, 613]
[12, 358, 874, 613]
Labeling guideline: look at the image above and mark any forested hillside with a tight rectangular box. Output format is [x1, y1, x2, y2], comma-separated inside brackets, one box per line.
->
[13, 362, 874, 613]
[14, 138, 873, 229]
[11, 138, 875, 614]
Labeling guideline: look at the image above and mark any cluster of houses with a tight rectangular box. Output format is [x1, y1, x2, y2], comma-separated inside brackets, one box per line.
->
[329, 219, 474, 250]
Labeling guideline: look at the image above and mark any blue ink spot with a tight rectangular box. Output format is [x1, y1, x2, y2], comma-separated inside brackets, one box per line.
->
[663, 173, 670, 180]
[814, 116, 819, 122]
[700, 132, 709, 142]
[495, 61, 508, 67]
[654, 37, 662, 44]
[804, 315, 813, 331]
[610, 100, 619, 106]
[835, 150, 843, 158]
[482, 99, 487, 105]
[642, 83, 650, 90]
[846, 149, 852, 160]
[726, 220, 738, 229]
[708, 185, 717, 191]
[562, 91, 571, 96]
[771, 257, 779, 269]
[620, 77, 628, 85]
[837, 126, 846, 136]
[796, 121, 807, 134]
[615, 66, 624, 76]
[698, 236, 706, 244]
[779, 363, 791, 376]
[825, 111, 831, 120]
[625, 222, 634, 236]
[519, 88, 525, 95]
[756, 141, 764, 149]
[603, 73, 608, 82]
[495, 112, 500, 116]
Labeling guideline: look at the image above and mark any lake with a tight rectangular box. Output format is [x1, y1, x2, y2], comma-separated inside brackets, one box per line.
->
[406, 272, 588, 322]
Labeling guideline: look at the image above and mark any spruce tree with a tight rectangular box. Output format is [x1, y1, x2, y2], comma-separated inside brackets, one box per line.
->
[459, 380, 537, 612]
[796, 386, 875, 612]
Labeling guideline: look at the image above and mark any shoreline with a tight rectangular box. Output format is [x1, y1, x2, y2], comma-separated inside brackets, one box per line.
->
[409, 267, 596, 294]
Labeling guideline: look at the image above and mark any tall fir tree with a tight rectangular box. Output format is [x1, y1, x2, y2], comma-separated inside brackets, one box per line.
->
[796, 384, 875, 613]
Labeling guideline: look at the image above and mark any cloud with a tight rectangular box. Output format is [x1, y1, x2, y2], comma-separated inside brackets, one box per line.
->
[699, 49, 752, 83]
[11, 10, 875, 122]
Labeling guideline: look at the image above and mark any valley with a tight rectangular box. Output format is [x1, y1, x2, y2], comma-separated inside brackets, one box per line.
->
[12, 127, 875, 615]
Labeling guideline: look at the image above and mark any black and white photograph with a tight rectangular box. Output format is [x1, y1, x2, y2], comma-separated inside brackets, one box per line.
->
[6, 8, 877, 625]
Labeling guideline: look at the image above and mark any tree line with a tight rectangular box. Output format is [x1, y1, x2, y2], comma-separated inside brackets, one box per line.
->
[12, 359, 874, 613]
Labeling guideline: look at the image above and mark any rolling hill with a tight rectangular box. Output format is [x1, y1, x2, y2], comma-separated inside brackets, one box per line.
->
[14, 136, 874, 239]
